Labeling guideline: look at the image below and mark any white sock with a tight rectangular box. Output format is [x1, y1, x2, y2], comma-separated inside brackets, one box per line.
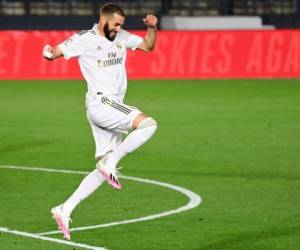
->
[62, 169, 105, 217]
[105, 117, 157, 168]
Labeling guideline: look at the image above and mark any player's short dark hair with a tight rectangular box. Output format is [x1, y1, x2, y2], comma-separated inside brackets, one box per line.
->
[100, 3, 126, 17]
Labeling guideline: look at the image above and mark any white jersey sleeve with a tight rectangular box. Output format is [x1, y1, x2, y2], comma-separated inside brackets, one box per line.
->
[58, 32, 85, 60]
[123, 30, 143, 51]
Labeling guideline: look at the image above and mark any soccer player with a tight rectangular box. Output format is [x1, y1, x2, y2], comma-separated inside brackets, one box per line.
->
[42, 3, 157, 240]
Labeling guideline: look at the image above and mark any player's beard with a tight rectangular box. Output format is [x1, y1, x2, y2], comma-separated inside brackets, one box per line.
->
[104, 22, 117, 41]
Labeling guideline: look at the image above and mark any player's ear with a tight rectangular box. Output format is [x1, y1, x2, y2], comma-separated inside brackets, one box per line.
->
[100, 15, 106, 24]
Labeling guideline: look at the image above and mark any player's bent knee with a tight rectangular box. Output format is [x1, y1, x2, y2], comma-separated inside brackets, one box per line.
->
[137, 117, 158, 135]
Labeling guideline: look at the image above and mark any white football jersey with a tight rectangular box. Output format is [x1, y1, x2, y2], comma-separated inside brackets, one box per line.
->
[58, 24, 143, 103]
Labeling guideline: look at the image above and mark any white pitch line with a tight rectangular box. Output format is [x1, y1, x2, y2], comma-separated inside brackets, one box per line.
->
[0, 165, 89, 175]
[0, 227, 107, 250]
[39, 174, 201, 235]
[0, 165, 202, 237]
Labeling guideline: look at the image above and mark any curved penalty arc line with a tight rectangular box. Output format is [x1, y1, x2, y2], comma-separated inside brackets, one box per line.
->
[0, 165, 202, 236]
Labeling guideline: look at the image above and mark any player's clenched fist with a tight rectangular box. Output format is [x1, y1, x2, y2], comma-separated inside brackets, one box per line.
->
[43, 45, 54, 60]
[43, 44, 62, 60]
[143, 15, 158, 28]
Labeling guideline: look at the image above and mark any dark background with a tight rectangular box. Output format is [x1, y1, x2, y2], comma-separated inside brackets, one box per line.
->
[1, 0, 300, 30]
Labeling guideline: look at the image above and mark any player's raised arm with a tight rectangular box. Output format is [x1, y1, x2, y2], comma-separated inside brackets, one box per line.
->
[138, 15, 158, 52]
[43, 44, 63, 61]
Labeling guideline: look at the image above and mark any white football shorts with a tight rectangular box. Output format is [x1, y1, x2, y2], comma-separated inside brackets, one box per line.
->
[86, 93, 142, 158]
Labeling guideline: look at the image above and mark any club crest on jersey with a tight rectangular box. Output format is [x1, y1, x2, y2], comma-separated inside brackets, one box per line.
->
[115, 42, 122, 49]
[96, 46, 102, 50]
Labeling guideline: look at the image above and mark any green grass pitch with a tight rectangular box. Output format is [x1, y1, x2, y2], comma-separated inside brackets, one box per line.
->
[0, 79, 299, 250]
